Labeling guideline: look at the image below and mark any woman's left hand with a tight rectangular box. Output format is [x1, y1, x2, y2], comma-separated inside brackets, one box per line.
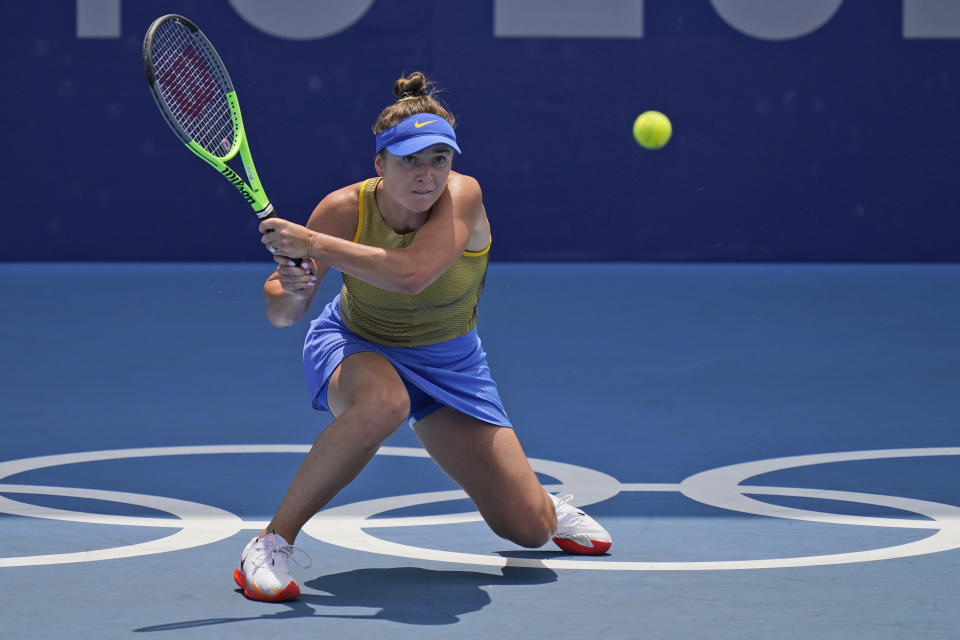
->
[259, 218, 315, 259]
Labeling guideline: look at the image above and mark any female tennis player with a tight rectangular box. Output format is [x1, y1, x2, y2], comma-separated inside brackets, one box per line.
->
[235, 72, 611, 602]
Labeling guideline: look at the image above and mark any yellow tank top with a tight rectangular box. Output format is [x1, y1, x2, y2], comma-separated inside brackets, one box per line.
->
[338, 178, 490, 347]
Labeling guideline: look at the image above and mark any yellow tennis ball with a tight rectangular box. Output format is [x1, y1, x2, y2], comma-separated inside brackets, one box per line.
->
[633, 111, 672, 149]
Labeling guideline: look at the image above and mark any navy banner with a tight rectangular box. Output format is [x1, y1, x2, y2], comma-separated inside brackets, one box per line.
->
[3, 1, 958, 261]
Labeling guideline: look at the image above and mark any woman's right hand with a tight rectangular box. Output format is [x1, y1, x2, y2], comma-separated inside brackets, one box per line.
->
[273, 255, 318, 298]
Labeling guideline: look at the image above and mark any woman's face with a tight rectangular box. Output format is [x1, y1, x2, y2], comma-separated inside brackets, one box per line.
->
[375, 144, 454, 214]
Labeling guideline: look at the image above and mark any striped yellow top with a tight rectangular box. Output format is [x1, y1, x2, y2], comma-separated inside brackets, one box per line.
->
[338, 178, 490, 347]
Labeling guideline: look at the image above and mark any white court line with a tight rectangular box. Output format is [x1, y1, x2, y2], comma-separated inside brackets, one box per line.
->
[1, 446, 958, 570]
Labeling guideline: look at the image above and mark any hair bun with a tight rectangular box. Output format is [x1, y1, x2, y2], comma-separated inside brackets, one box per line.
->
[373, 71, 456, 135]
[393, 72, 430, 100]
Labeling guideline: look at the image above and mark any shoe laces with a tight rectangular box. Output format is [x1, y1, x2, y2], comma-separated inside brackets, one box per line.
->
[251, 533, 312, 571]
[553, 493, 588, 526]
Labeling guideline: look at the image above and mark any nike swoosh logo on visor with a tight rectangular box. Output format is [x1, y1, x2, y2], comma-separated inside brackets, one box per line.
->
[414, 119, 438, 128]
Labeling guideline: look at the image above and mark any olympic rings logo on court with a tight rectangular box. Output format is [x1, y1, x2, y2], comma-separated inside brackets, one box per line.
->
[1, 446, 959, 570]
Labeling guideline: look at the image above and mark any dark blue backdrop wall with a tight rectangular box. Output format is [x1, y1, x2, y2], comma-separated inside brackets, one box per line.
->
[2, 1, 958, 262]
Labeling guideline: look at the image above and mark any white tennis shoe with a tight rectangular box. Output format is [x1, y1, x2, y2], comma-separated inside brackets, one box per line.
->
[233, 532, 308, 602]
[550, 493, 612, 555]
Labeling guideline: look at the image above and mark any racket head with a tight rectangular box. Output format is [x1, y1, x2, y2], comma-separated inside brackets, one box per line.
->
[143, 14, 241, 161]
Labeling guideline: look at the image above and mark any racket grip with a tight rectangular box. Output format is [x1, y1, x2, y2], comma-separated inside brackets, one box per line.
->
[258, 203, 279, 221]
[258, 205, 303, 267]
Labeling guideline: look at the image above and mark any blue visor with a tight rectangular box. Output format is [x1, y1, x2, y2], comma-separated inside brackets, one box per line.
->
[375, 113, 461, 156]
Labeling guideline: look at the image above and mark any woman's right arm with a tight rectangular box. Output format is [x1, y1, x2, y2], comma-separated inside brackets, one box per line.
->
[263, 185, 360, 327]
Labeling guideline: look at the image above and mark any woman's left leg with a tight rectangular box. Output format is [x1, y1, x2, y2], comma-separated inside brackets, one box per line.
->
[412, 407, 557, 548]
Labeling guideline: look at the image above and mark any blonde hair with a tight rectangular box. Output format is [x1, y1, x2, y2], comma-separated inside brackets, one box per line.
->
[372, 71, 457, 136]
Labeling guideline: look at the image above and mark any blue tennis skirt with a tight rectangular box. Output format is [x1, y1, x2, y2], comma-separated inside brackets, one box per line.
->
[301, 295, 512, 427]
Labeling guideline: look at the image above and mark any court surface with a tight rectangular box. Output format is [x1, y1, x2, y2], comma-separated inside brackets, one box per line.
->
[1, 262, 958, 639]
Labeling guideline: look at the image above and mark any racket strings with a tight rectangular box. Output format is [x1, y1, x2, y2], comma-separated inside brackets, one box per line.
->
[150, 21, 234, 157]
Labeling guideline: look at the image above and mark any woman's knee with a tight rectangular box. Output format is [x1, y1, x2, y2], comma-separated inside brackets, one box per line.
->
[328, 353, 411, 435]
[328, 387, 410, 452]
[359, 384, 411, 430]
[487, 498, 556, 548]
[491, 518, 553, 549]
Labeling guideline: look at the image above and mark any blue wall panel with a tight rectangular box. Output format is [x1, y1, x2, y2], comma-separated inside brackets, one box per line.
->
[1, 1, 957, 261]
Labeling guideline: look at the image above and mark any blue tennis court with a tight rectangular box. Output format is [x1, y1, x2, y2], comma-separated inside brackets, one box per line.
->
[2, 262, 958, 638]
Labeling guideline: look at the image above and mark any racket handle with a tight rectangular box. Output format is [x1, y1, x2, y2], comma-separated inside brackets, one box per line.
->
[258, 203, 279, 221]
[258, 205, 303, 267]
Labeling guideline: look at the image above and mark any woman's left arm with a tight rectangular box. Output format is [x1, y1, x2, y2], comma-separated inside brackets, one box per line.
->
[259, 174, 484, 294]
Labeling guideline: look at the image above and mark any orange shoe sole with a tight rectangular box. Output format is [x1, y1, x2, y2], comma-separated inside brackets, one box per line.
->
[553, 537, 612, 555]
[233, 567, 300, 602]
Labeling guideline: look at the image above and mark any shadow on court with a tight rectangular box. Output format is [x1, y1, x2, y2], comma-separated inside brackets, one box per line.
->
[133, 564, 558, 631]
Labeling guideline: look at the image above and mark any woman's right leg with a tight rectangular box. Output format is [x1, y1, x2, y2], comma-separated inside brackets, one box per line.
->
[261, 351, 411, 543]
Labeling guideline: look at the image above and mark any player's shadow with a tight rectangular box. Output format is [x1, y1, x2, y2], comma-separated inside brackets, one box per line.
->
[305, 562, 558, 624]
[133, 562, 559, 631]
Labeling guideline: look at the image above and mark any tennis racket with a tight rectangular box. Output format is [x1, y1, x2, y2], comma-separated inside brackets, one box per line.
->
[142, 14, 279, 226]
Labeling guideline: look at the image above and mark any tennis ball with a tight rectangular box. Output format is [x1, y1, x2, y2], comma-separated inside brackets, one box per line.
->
[632, 111, 672, 149]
